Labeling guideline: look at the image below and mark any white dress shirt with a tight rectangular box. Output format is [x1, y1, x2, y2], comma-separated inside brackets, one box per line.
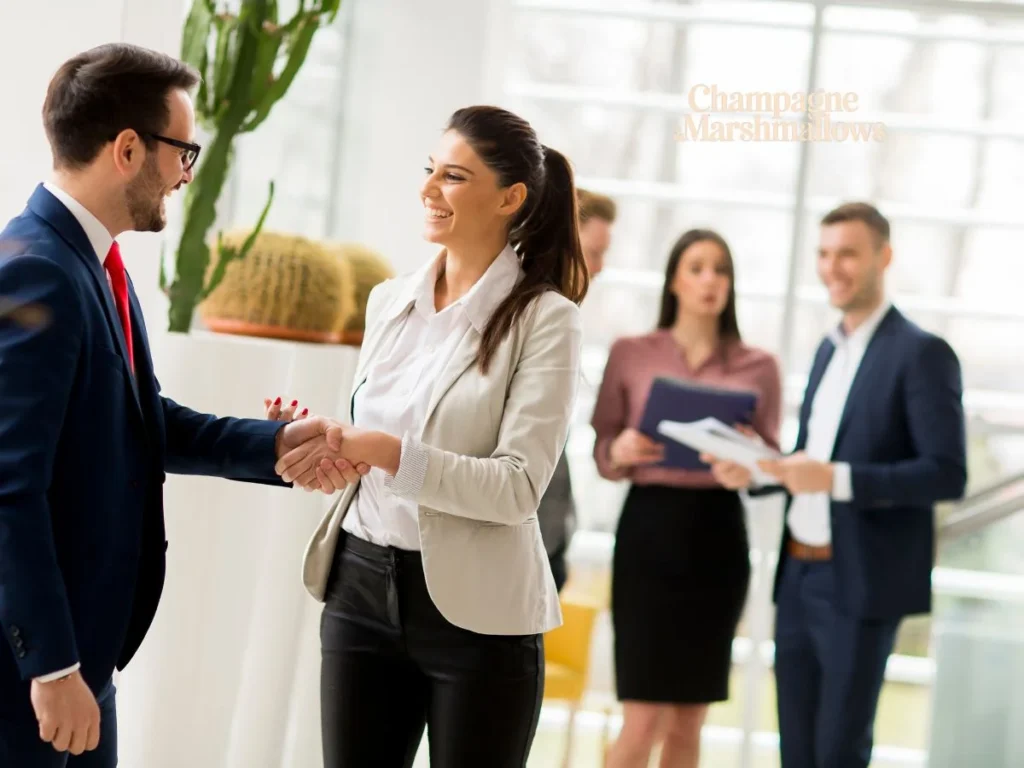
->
[34, 183, 116, 682]
[786, 299, 892, 546]
[342, 244, 521, 550]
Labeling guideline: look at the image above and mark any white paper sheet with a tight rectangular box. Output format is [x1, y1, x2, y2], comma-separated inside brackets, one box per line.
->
[657, 417, 783, 486]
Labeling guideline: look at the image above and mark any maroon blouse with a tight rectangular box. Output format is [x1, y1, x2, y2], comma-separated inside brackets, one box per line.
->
[590, 330, 783, 488]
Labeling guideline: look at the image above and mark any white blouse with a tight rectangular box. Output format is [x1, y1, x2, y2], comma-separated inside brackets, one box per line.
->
[342, 244, 521, 550]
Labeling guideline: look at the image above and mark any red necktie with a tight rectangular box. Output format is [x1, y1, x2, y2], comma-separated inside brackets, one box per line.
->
[105, 241, 135, 373]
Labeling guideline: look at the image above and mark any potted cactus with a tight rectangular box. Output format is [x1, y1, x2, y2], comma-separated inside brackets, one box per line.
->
[161, 0, 343, 333]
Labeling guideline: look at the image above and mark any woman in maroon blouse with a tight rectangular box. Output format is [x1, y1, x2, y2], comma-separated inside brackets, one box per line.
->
[593, 229, 782, 768]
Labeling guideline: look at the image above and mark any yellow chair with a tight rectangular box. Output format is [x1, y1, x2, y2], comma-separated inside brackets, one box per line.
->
[544, 595, 603, 768]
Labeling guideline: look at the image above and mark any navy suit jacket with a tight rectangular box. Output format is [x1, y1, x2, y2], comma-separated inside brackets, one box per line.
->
[770, 306, 967, 620]
[0, 185, 286, 709]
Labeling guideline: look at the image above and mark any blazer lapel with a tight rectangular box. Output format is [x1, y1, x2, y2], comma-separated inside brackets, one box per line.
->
[27, 186, 142, 409]
[796, 340, 834, 452]
[423, 324, 478, 428]
[832, 308, 897, 452]
[347, 290, 413, 422]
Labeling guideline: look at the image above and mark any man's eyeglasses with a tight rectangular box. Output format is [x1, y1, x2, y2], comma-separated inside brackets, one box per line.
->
[145, 133, 202, 172]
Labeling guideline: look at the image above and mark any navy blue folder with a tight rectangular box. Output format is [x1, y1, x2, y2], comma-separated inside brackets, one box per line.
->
[638, 376, 759, 470]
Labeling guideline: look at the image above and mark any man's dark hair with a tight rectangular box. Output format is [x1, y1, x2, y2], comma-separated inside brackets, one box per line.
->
[43, 43, 200, 170]
[820, 201, 890, 246]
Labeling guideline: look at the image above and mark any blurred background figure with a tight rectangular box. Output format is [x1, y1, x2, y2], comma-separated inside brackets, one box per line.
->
[591, 230, 782, 768]
[576, 188, 616, 280]
[538, 187, 617, 593]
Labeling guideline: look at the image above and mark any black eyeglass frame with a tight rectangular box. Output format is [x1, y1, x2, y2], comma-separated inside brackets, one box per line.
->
[144, 133, 202, 171]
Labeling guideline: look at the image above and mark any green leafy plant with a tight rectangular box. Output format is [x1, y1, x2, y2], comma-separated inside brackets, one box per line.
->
[162, 0, 342, 332]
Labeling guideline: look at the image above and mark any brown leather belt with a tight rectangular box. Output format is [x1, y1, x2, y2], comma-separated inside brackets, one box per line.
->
[787, 539, 833, 561]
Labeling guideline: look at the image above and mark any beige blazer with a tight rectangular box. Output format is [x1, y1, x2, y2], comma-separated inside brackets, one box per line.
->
[301, 271, 582, 635]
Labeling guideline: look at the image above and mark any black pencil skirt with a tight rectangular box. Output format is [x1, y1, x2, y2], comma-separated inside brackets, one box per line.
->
[611, 484, 751, 704]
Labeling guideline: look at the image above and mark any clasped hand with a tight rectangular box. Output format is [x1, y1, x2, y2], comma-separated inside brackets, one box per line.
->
[268, 397, 370, 493]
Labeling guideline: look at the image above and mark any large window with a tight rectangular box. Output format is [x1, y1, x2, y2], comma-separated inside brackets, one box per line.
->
[223, 1, 351, 241]
[499, 1, 1024, 765]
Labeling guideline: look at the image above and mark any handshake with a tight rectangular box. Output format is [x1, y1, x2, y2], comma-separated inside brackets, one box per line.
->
[268, 396, 392, 494]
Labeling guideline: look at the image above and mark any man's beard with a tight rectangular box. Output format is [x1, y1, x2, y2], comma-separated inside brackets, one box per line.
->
[126, 156, 167, 233]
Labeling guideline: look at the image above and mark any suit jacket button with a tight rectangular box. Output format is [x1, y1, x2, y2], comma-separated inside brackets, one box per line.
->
[17, 650, 26, 659]
[10, 626, 20, 638]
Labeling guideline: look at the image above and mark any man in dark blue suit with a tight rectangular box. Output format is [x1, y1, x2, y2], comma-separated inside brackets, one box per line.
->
[706, 202, 967, 767]
[0, 44, 357, 767]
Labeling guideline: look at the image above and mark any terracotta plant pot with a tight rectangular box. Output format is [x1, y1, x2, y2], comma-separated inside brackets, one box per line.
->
[203, 317, 344, 344]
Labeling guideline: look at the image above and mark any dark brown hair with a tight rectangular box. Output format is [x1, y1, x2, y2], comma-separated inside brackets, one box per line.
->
[577, 188, 617, 224]
[43, 43, 200, 170]
[820, 202, 890, 246]
[446, 106, 589, 373]
[656, 229, 741, 342]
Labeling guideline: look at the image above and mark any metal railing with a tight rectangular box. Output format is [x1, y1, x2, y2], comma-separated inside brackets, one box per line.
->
[938, 471, 1024, 543]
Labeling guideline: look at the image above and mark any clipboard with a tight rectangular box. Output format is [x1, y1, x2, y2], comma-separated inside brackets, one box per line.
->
[637, 376, 758, 470]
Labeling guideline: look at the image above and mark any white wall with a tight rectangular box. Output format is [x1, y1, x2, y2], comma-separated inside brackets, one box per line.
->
[328, 0, 513, 274]
[0, 0, 185, 342]
[0, 0, 123, 221]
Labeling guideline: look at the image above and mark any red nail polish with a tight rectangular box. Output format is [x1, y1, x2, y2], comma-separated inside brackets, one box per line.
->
[291, 400, 298, 407]
[274, 396, 281, 405]
[302, 408, 308, 415]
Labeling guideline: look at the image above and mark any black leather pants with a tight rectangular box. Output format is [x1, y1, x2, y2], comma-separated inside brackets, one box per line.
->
[320, 532, 544, 768]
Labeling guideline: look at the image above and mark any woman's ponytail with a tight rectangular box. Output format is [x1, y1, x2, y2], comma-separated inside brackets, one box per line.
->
[446, 107, 590, 374]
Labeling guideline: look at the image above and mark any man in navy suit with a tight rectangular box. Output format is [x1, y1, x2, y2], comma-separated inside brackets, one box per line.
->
[0, 44, 357, 767]
[705, 202, 967, 767]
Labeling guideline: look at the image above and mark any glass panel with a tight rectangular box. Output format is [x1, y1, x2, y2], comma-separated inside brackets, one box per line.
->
[927, 594, 1024, 766]
[947, 316, 1024, 393]
[953, 227, 1024, 312]
[509, 3, 813, 90]
[508, 14, 659, 90]
[805, 133, 979, 207]
[820, 6, 1024, 119]
[938, 503, 1024, 575]
[231, 20, 346, 239]
[676, 135, 803, 197]
[506, 99, 671, 182]
[682, 26, 811, 96]
[593, 202, 793, 287]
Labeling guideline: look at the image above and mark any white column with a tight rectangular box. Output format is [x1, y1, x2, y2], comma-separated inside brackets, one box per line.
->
[328, 0, 513, 274]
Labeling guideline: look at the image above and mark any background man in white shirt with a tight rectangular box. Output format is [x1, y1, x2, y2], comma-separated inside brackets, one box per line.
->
[706, 202, 967, 768]
[537, 187, 617, 592]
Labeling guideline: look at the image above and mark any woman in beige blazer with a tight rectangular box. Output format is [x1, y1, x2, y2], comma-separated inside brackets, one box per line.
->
[268, 105, 587, 767]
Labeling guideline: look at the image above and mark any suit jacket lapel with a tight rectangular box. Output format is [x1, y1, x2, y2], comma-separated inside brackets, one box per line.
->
[27, 185, 139, 396]
[796, 340, 835, 452]
[832, 308, 897, 451]
[347, 289, 413, 422]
